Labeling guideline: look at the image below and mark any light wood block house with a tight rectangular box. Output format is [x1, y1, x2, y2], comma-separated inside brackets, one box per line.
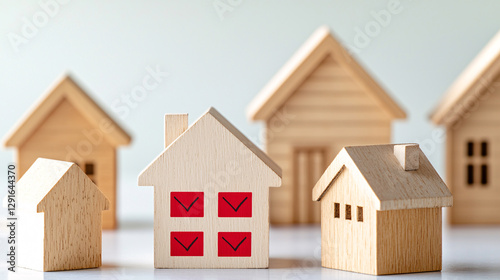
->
[138, 107, 282, 269]
[17, 158, 109, 271]
[247, 26, 406, 224]
[3, 74, 131, 229]
[312, 144, 453, 275]
[431, 31, 500, 224]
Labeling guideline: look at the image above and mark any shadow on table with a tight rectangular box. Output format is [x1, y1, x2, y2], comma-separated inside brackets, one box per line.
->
[116, 220, 154, 230]
[446, 262, 500, 274]
[101, 262, 151, 270]
[269, 258, 321, 269]
[101, 263, 120, 269]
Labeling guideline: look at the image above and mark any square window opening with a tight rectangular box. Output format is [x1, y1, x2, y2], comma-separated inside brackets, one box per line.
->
[85, 163, 94, 175]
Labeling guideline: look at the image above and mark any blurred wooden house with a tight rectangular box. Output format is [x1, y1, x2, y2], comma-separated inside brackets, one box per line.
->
[247, 26, 406, 224]
[3, 74, 131, 229]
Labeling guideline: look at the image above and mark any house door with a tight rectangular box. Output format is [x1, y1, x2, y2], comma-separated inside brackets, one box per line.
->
[293, 147, 328, 223]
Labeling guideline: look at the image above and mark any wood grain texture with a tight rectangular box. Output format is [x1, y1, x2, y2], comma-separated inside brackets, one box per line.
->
[247, 27, 405, 224]
[247, 26, 406, 121]
[138, 108, 281, 269]
[446, 78, 500, 224]
[432, 30, 500, 224]
[314, 144, 451, 275]
[3, 75, 130, 229]
[310, 150, 324, 223]
[165, 114, 188, 148]
[17, 158, 109, 272]
[261, 57, 394, 224]
[376, 208, 442, 275]
[294, 150, 309, 223]
[320, 165, 377, 275]
[394, 144, 420, 171]
[3, 74, 131, 147]
[292, 148, 326, 223]
[313, 144, 453, 210]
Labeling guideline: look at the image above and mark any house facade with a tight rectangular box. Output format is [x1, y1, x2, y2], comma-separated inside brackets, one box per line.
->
[138, 108, 281, 268]
[431, 31, 500, 224]
[3, 75, 131, 229]
[247, 26, 406, 224]
[18, 158, 109, 271]
[312, 144, 452, 275]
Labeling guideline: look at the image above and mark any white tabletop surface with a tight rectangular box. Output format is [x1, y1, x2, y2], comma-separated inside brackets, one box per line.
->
[1, 223, 500, 280]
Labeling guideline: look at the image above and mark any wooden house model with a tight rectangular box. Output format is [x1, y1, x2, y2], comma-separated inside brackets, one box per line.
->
[3, 74, 131, 229]
[431, 31, 500, 224]
[247, 26, 406, 224]
[17, 158, 109, 271]
[138, 107, 282, 269]
[312, 144, 452, 275]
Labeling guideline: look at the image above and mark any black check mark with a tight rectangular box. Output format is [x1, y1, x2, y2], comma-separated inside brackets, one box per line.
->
[174, 237, 199, 251]
[174, 196, 199, 212]
[222, 197, 248, 212]
[221, 236, 247, 252]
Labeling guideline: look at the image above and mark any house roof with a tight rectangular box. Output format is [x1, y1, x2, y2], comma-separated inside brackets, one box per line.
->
[138, 107, 282, 185]
[3, 74, 131, 147]
[312, 144, 453, 211]
[204, 108, 282, 178]
[18, 158, 73, 211]
[247, 26, 406, 121]
[17, 158, 108, 213]
[431, 31, 500, 125]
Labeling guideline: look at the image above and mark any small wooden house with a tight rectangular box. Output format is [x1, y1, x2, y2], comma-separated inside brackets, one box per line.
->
[247, 26, 406, 224]
[18, 158, 109, 271]
[431, 31, 500, 224]
[312, 144, 452, 275]
[138, 108, 282, 269]
[3, 74, 131, 229]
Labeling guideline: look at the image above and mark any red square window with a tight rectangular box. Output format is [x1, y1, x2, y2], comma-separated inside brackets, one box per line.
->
[171, 231, 203, 256]
[218, 232, 251, 257]
[171, 192, 204, 217]
[218, 192, 252, 217]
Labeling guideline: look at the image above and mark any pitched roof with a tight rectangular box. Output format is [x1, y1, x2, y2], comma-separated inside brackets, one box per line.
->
[3, 74, 131, 147]
[138, 107, 282, 185]
[312, 144, 452, 211]
[205, 108, 282, 178]
[17, 158, 73, 212]
[431, 31, 500, 125]
[17, 158, 108, 214]
[247, 26, 406, 121]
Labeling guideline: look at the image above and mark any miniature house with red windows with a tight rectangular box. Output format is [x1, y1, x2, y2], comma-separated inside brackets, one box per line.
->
[138, 107, 282, 268]
[431, 30, 500, 224]
[312, 144, 453, 275]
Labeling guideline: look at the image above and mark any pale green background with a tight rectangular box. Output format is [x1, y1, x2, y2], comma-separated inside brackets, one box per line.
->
[1, 0, 499, 222]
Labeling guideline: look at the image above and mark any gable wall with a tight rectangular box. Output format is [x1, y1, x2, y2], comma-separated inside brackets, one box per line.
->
[17, 98, 117, 229]
[266, 55, 393, 224]
[448, 73, 500, 224]
[320, 167, 377, 275]
[41, 171, 106, 271]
